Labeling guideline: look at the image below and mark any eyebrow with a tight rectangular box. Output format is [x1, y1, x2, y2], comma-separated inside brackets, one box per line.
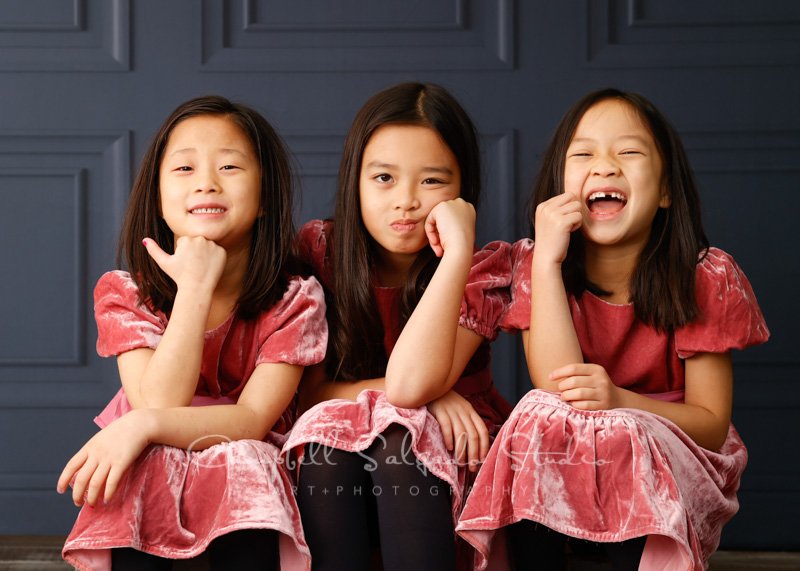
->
[364, 160, 454, 175]
[570, 135, 650, 145]
[169, 147, 249, 158]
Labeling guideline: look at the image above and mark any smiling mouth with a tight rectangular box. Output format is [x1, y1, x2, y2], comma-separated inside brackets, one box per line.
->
[587, 191, 627, 215]
[190, 208, 225, 214]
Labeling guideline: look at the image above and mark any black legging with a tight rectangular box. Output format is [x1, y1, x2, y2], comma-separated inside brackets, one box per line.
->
[296, 424, 456, 571]
[111, 528, 279, 570]
[507, 519, 646, 571]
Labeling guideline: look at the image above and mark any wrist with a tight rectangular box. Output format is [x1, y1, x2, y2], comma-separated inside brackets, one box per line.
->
[127, 408, 159, 444]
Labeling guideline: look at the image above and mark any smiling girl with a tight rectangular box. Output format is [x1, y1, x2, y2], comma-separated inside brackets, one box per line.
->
[57, 96, 327, 570]
[457, 89, 769, 570]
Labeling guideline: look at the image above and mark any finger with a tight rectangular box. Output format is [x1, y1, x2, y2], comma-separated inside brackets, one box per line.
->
[142, 237, 172, 270]
[463, 421, 482, 472]
[85, 463, 111, 507]
[450, 417, 468, 465]
[57, 451, 87, 493]
[472, 412, 490, 462]
[104, 465, 126, 504]
[424, 214, 444, 257]
[71, 459, 99, 506]
[437, 413, 454, 451]
[569, 400, 601, 411]
[549, 363, 589, 381]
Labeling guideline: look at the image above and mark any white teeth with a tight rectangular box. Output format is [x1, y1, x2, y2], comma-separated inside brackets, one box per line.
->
[191, 208, 224, 214]
[588, 191, 626, 202]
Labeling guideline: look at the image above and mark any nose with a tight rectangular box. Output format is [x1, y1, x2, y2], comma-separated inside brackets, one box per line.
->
[591, 153, 620, 177]
[393, 182, 420, 211]
[194, 165, 219, 193]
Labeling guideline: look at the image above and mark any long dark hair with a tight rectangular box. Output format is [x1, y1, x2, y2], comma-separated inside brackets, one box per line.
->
[329, 82, 481, 380]
[118, 95, 296, 319]
[530, 88, 708, 331]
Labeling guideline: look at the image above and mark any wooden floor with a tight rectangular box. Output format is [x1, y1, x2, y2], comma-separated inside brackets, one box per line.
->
[2, 535, 798, 570]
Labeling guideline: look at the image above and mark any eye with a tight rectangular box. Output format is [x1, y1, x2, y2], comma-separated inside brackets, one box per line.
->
[174, 166, 193, 172]
[422, 177, 445, 185]
[220, 164, 241, 171]
[619, 150, 643, 156]
[374, 173, 393, 183]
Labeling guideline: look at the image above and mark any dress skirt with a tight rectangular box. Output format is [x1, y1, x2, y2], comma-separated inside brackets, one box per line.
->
[456, 389, 747, 571]
[62, 436, 310, 571]
[283, 389, 466, 521]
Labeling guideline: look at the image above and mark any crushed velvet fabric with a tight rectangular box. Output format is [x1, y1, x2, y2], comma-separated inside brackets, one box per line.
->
[285, 220, 514, 516]
[456, 240, 769, 570]
[62, 271, 328, 571]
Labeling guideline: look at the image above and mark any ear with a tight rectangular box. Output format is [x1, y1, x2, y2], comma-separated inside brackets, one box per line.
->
[659, 180, 671, 208]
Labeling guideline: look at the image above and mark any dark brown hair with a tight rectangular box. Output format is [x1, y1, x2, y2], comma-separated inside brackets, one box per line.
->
[530, 88, 708, 331]
[118, 95, 296, 319]
[328, 82, 481, 380]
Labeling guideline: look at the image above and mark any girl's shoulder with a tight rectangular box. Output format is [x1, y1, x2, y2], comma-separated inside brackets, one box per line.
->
[675, 247, 770, 357]
[251, 273, 327, 367]
[296, 219, 334, 286]
[297, 219, 333, 256]
[93, 271, 166, 357]
[94, 270, 137, 298]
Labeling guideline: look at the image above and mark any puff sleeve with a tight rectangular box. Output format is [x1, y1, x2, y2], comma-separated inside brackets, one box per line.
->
[458, 240, 512, 341]
[675, 248, 769, 358]
[255, 275, 328, 366]
[296, 219, 334, 289]
[94, 271, 166, 357]
[497, 238, 534, 332]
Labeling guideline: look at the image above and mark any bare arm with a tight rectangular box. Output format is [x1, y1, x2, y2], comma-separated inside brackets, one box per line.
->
[297, 363, 386, 411]
[553, 351, 733, 450]
[58, 361, 302, 506]
[525, 194, 584, 389]
[385, 199, 478, 407]
[120, 237, 226, 408]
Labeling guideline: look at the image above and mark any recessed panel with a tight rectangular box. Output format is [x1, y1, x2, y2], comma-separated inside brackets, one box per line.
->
[0, 172, 84, 365]
[202, 0, 513, 71]
[586, 0, 800, 67]
[0, 0, 129, 71]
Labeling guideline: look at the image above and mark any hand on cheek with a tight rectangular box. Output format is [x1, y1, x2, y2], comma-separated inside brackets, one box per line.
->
[424, 198, 475, 258]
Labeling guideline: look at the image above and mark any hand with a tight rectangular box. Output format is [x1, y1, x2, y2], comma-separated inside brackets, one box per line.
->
[56, 411, 152, 507]
[143, 235, 226, 293]
[551, 363, 623, 411]
[533, 193, 583, 267]
[427, 390, 489, 472]
[424, 198, 476, 258]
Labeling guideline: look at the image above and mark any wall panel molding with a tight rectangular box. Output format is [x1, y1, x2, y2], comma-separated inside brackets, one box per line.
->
[585, 0, 800, 68]
[0, 130, 129, 407]
[200, 0, 514, 71]
[0, 0, 129, 71]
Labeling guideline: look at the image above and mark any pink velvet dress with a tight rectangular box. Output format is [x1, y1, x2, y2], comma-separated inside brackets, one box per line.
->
[62, 271, 328, 571]
[283, 220, 514, 524]
[456, 240, 770, 571]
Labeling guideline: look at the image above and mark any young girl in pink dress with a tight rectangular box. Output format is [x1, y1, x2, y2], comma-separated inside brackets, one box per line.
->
[57, 96, 327, 571]
[457, 88, 769, 570]
[283, 82, 512, 570]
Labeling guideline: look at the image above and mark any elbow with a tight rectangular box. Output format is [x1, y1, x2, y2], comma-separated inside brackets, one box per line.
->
[385, 376, 438, 409]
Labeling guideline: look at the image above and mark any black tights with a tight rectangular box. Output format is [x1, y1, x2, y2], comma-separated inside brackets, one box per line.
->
[507, 519, 646, 571]
[111, 529, 279, 570]
[296, 424, 455, 571]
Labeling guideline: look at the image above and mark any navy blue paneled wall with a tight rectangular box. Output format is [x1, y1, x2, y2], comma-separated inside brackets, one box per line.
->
[0, 0, 797, 549]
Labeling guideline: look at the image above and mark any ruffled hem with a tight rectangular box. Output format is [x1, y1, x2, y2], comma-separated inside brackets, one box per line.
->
[456, 390, 747, 571]
[283, 389, 464, 520]
[62, 438, 310, 571]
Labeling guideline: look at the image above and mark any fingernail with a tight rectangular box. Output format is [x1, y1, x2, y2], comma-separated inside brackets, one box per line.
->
[142, 238, 148, 246]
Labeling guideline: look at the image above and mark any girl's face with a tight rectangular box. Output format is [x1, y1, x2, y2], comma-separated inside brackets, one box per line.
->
[359, 124, 460, 270]
[564, 99, 669, 253]
[159, 115, 261, 252]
